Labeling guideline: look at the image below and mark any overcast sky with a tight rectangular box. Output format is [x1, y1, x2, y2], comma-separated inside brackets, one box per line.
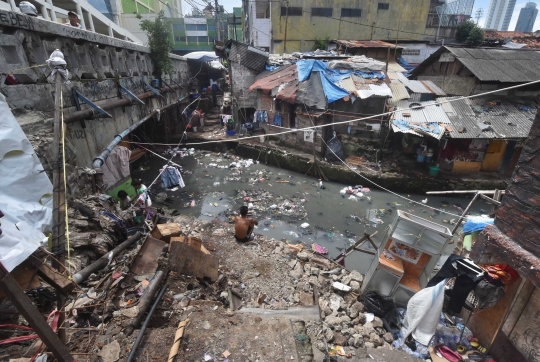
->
[184, 0, 540, 32]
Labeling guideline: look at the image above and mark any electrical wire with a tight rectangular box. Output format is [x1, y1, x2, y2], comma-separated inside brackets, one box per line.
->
[302, 103, 463, 218]
[126, 77, 540, 147]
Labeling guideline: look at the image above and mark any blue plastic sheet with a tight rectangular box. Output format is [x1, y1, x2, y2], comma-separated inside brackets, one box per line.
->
[393, 120, 441, 137]
[296, 60, 349, 103]
[463, 216, 494, 234]
[266, 64, 281, 71]
[355, 71, 386, 79]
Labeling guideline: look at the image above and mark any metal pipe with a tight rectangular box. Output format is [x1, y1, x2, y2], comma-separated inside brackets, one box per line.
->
[92, 110, 158, 170]
[125, 270, 166, 336]
[63, 84, 183, 124]
[92, 97, 188, 170]
[126, 283, 168, 362]
[72, 232, 142, 284]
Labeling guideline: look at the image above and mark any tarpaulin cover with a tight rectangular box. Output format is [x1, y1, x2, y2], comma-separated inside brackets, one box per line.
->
[296, 60, 349, 103]
[0, 94, 53, 272]
[463, 216, 494, 234]
[327, 55, 386, 71]
[296, 72, 327, 110]
[393, 119, 442, 139]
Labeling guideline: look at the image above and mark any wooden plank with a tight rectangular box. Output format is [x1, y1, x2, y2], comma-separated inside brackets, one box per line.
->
[0, 260, 40, 299]
[130, 237, 167, 276]
[151, 223, 182, 243]
[168, 240, 218, 281]
[170, 237, 209, 254]
[37, 263, 75, 294]
[0, 263, 74, 362]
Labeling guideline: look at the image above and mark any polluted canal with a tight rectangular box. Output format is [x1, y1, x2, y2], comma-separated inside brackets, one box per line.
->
[133, 148, 489, 273]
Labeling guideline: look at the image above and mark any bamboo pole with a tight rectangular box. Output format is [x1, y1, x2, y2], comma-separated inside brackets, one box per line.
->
[167, 319, 189, 362]
[425, 190, 506, 195]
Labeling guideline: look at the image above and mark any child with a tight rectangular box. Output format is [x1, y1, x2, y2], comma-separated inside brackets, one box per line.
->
[117, 190, 131, 210]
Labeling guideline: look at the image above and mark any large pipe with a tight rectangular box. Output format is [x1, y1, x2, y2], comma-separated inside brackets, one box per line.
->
[124, 270, 166, 336]
[126, 283, 168, 362]
[91, 97, 187, 170]
[72, 232, 142, 284]
[63, 84, 183, 124]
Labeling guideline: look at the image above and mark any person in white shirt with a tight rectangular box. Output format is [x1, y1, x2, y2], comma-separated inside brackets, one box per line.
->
[66, 11, 82, 29]
[132, 180, 152, 209]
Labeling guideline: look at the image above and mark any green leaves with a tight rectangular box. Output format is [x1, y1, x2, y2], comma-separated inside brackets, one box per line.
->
[140, 11, 173, 77]
[456, 20, 485, 47]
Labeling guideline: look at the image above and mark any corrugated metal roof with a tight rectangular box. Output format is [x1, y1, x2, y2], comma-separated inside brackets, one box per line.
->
[355, 84, 393, 99]
[248, 64, 297, 92]
[392, 100, 451, 124]
[332, 40, 404, 49]
[438, 96, 537, 139]
[421, 80, 446, 96]
[445, 47, 540, 82]
[228, 40, 269, 72]
[339, 76, 357, 92]
[388, 81, 410, 103]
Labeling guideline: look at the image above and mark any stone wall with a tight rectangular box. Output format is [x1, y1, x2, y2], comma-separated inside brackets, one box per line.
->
[494, 109, 540, 257]
[0, 10, 190, 167]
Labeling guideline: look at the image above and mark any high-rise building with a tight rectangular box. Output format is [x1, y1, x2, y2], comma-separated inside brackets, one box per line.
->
[485, 0, 517, 31]
[515, 2, 538, 32]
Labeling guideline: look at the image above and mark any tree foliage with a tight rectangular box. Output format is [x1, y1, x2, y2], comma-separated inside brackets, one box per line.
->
[466, 27, 485, 47]
[139, 11, 173, 78]
[456, 20, 484, 46]
[312, 36, 330, 51]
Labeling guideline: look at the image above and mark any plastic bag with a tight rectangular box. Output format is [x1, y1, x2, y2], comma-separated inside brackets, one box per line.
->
[324, 132, 344, 162]
[363, 291, 396, 317]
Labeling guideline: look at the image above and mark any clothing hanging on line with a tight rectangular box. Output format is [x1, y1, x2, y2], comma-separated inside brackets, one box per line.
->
[427, 255, 485, 313]
[253, 110, 268, 123]
[161, 165, 185, 189]
[273, 112, 283, 127]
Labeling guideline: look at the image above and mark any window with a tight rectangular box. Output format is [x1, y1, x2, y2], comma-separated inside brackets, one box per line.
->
[197, 36, 208, 43]
[208, 24, 216, 30]
[280, 6, 302, 16]
[172, 24, 183, 31]
[186, 24, 207, 31]
[402, 49, 421, 56]
[187, 36, 197, 43]
[311, 7, 332, 17]
[174, 36, 181, 42]
[341, 8, 361, 17]
[378, 3, 390, 10]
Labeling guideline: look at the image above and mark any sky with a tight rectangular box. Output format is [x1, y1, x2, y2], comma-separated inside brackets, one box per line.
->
[461, 0, 538, 31]
[183, 0, 540, 32]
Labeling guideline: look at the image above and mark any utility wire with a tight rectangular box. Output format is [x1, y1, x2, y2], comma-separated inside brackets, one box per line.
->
[302, 103, 463, 218]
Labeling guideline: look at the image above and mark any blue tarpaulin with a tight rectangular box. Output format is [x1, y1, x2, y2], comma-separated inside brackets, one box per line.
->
[463, 216, 494, 234]
[393, 119, 441, 138]
[296, 60, 349, 103]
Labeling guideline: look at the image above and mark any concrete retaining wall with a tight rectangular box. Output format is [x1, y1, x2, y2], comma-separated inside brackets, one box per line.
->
[0, 10, 190, 167]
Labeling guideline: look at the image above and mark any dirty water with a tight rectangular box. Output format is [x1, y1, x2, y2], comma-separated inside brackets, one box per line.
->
[133, 149, 491, 274]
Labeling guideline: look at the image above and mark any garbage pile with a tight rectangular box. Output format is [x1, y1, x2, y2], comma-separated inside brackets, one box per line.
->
[233, 188, 309, 221]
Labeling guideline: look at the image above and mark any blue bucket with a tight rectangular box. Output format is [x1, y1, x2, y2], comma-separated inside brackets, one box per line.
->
[417, 154, 425, 162]
[226, 130, 236, 136]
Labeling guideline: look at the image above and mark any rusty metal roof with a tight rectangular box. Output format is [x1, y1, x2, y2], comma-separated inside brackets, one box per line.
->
[438, 97, 538, 139]
[332, 40, 404, 49]
[248, 64, 297, 93]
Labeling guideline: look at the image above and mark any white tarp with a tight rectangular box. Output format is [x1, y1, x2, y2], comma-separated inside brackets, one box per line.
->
[0, 94, 53, 272]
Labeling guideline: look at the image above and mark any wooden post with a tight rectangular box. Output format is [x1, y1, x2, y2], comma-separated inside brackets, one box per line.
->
[451, 192, 480, 235]
[0, 263, 74, 362]
[51, 72, 67, 342]
[283, 1, 289, 53]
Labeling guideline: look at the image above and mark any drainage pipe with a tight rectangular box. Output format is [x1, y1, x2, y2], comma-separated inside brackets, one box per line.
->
[126, 283, 169, 362]
[124, 270, 166, 336]
[91, 97, 187, 170]
[72, 232, 142, 284]
[63, 84, 183, 124]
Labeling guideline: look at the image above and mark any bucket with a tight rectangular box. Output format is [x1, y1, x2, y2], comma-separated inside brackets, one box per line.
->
[417, 154, 425, 162]
[151, 79, 159, 88]
[429, 165, 440, 177]
[226, 130, 236, 136]
[426, 152, 434, 162]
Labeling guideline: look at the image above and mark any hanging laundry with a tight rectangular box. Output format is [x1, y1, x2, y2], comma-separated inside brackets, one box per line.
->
[257, 110, 268, 123]
[161, 166, 185, 189]
[273, 112, 283, 127]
